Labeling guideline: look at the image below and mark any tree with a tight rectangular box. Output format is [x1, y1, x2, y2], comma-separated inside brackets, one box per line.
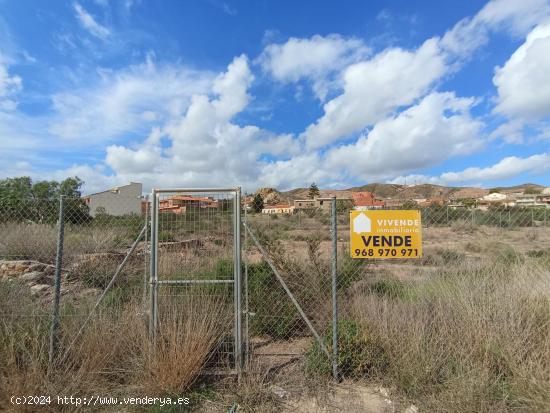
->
[59, 177, 84, 197]
[308, 182, 320, 199]
[524, 187, 541, 195]
[402, 200, 419, 210]
[31, 180, 60, 199]
[252, 193, 264, 213]
[0, 176, 89, 223]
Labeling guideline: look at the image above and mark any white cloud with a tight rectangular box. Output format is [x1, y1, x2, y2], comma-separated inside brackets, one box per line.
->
[258, 34, 369, 100]
[74, 2, 111, 39]
[441, 0, 550, 57]
[100, 55, 301, 191]
[49, 56, 215, 141]
[442, 153, 550, 182]
[325, 92, 483, 181]
[493, 23, 550, 121]
[302, 38, 446, 150]
[0, 59, 22, 111]
[391, 152, 550, 185]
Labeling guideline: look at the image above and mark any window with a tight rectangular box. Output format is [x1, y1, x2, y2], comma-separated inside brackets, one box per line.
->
[319, 200, 323, 205]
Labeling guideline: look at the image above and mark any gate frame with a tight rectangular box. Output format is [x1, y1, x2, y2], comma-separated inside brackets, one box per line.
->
[149, 187, 243, 376]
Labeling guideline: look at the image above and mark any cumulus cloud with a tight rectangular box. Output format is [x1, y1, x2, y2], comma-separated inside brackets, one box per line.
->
[302, 38, 446, 150]
[493, 23, 550, 121]
[391, 152, 550, 185]
[49, 56, 215, 140]
[74, 2, 111, 39]
[280, 0, 550, 153]
[441, 0, 550, 57]
[258, 34, 369, 100]
[325, 92, 483, 180]
[4, 0, 550, 193]
[101, 55, 301, 190]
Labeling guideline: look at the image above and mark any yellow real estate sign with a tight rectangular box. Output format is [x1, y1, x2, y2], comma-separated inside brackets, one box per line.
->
[350, 210, 422, 259]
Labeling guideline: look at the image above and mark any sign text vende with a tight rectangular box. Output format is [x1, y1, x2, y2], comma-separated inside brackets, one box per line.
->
[350, 210, 422, 259]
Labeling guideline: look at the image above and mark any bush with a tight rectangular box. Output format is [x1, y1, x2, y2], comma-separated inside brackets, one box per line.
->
[350, 259, 550, 411]
[369, 279, 416, 300]
[247, 261, 305, 339]
[307, 320, 387, 378]
[497, 247, 524, 265]
[158, 231, 176, 243]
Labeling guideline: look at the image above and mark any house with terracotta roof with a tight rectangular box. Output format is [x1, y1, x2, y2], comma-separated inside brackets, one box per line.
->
[159, 195, 219, 214]
[352, 192, 385, 210]
[262, 204, 295, 214]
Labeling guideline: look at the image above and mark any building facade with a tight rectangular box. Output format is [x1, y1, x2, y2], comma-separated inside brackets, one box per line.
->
[159, 195, 219, 214]
[352, 192, 385, 210]
[82, 182, 142, 217]
[262, 204, 295, 214]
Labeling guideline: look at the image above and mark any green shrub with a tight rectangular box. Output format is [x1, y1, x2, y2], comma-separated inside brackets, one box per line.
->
[307, 319, 387, 378]
[369, 279, 416, 300]
[526, 249, 549, 258]
[497, 247, 524, 265]
[247, 261, 304, 338]
[158, 231, 176, 243]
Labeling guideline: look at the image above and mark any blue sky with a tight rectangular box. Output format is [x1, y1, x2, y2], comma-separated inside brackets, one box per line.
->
[0, 0, 549, 193]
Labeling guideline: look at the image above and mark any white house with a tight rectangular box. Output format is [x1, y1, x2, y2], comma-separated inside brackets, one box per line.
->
[480, 193, 507, 202]
[82, 182, 142, 217]
[261, 204, 295, 214]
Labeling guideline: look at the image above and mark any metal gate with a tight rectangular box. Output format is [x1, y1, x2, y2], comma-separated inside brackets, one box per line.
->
[149, 188, 242, 375]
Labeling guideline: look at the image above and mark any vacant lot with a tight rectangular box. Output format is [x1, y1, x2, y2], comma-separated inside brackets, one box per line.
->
[1, 210, 549, 412]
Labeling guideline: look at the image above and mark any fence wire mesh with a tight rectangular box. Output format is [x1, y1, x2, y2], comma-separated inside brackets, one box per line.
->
[243, 201, 550, 381]
[1, 189, 550, 407]
[151, 190, 239, 372]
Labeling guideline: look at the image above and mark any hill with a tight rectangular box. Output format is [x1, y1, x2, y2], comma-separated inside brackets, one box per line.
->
[254, 182, 547, 205]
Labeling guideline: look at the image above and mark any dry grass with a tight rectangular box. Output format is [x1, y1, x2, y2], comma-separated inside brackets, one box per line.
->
[349, 257, 550, 412]
[0, 223, 58, 263]
[0, 285, 232, 411]
[140, 293, 232, 395]
[0, 223, 134, 265]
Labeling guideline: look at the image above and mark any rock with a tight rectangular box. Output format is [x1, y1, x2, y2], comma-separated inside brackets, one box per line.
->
[19, 271, 45, 283]
[271, 385, 290, 399]
[404, 405, 419, 413]
[377, 387, 390, 399]
[26, 263, 47, 273]
[42, 266, 55, 276]
[30, 284, 50, 295]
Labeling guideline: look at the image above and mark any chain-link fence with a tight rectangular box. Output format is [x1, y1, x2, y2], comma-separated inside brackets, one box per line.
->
[0, 194, 146, 353]
[243, 201, 550, 382]
[0, 189, 246, 406]
[1, 191, 549, 408]
[149, 189, 241, 374]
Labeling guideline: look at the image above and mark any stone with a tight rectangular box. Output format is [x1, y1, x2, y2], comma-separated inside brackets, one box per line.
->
[27, 263, 47, 273]
[30, 284, 50, 295]
[42, 266, 55, 276]
[270, 385, 289, 399]
[404, 405, 419, 413]
[19, 271, 44, 283]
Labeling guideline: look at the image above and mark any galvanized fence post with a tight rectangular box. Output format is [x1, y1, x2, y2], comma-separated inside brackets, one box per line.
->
[234, 187, 243, 377]
[243, 202, 250, 366]
[331, 197, 339, 381]
[48, 195, 65, 368]
[149, 190, 159, 345]
[143, 194, 149, 304]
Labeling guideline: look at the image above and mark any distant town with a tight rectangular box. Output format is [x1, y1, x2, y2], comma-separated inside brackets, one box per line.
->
[82, 182, 550, 217]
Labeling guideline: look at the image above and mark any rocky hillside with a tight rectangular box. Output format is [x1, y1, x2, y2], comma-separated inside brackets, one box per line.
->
[252, 182, 547, 205]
